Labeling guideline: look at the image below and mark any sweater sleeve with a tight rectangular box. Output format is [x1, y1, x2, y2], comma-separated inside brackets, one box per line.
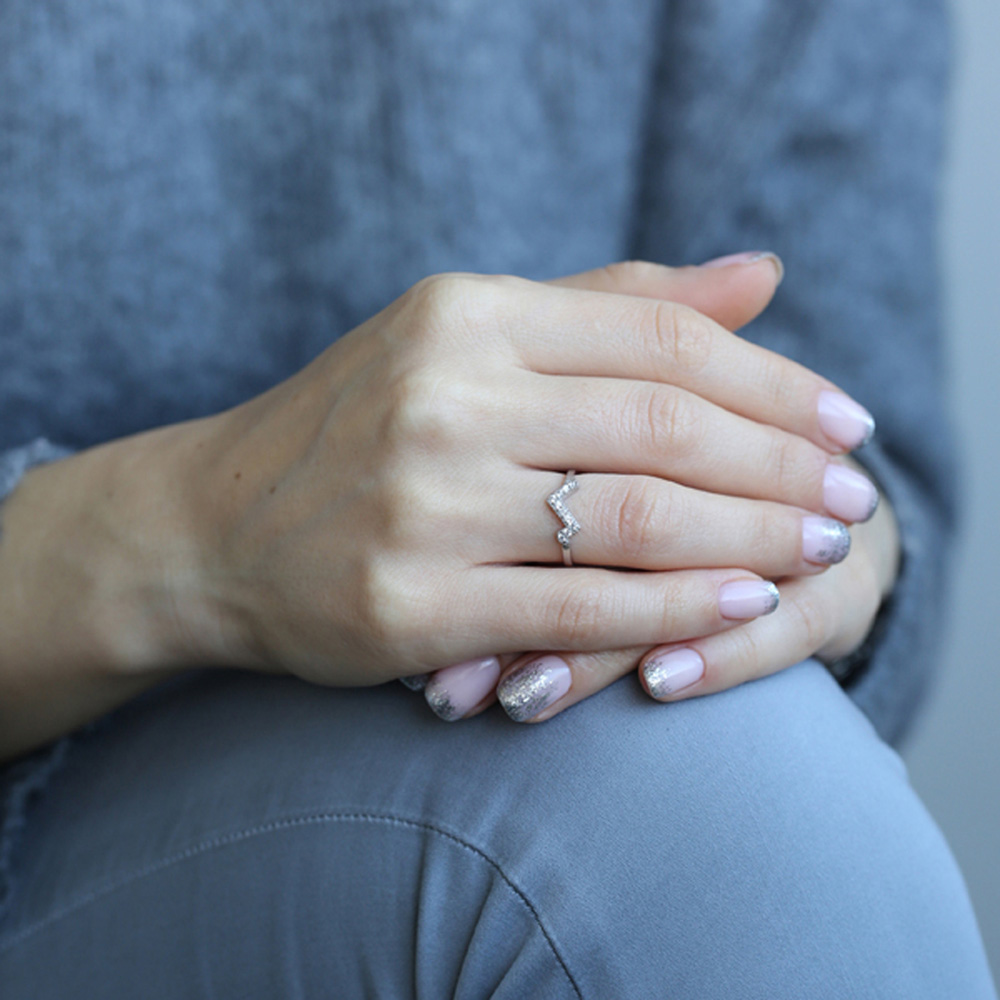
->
[628, 0, 956, 746]
[0, 438, 81, 919]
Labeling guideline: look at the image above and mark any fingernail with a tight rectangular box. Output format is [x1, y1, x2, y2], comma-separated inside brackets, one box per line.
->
[718, 579, 780, 620]
[497, 655, 572, 722]
[823, 464, 879, 523]
[698, 250, 784, 285]
[424, 656, 501, 722]
[400, 674, 430, 691]
[802, 516, 852, 565]
[643, 648, 705, 700]
[817, 390, 875, 451]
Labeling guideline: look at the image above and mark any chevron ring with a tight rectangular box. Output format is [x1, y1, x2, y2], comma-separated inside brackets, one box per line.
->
[546, 470, 581, 567]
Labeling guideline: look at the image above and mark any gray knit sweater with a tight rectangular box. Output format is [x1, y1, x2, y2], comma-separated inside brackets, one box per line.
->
[0, 0, 955, 919]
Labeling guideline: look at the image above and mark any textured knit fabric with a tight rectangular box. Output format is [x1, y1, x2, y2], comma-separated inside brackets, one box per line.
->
[0, 0, 955, 927]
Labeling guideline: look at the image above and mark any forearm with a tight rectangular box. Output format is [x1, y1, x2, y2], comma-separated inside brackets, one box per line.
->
[0, 420, 230, 761]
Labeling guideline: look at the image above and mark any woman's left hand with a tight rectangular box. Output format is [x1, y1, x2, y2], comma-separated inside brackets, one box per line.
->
[418, 453, 900, 723]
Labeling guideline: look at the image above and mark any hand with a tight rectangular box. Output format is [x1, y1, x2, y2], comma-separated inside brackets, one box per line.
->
[0, 257, 877, 761]
[441, 454, 898, 725]
[172, 257, 877, 694]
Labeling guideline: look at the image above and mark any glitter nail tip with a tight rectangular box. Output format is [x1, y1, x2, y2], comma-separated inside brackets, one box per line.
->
[399, 674, 431, 692]
[817, 391, 876, 452]
[823, 464, 880, 524]
[497, 656, 572, 723]
[718, 579, 781, 620]
[802, 517, 852, 566]
[423, 657, 501, 722]
[643, 648, 705, 700]
[424, 684, 462, 722]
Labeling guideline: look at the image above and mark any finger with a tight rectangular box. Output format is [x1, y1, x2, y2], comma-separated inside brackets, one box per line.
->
[495, 644, 649, 723]
[543, 255, 783, 333]
[638, 552, 881, 703]
[407, 652, 522, 719]
[502, 372, 880, 520]
[489, 470, 854, 576]
[420, 652, 529, 723]
[446, 564, 779, 655]
[495, 277, 875, 453]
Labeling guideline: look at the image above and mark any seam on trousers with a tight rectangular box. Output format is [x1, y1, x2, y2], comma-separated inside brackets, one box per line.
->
[0, 809, 584, 997]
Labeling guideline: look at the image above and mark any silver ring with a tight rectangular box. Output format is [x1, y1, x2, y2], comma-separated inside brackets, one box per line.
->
[546, 470, 581, 566]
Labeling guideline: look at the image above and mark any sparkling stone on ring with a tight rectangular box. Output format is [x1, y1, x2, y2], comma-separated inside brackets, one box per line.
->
[546, 470, 580, 566]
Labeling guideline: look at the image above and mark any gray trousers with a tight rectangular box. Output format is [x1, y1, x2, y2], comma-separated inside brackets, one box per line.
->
[0, 659, 995, 998]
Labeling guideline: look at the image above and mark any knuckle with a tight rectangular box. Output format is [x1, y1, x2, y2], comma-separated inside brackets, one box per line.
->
[381, 366, 479, 456]
[601, 477, 669, 563]
[366, 473, 406, 549]
[639, 385, 702, 458]
[767, 434, 827, 505]
[405, 272, 499, 342]
[549, 582, 608, 647]
[721, 624, 765, 675]
[382, 370, 450, 449]
[749, 504, 781, 558]
[375, 464, 471, 557]
[756, 356, 801, 414]
[407, 271, 469, 318]
[356, 560, 448, 657]
[354, 556, 412, 653]
[785, 590, 831, 653]
[651, 300, 713, 375]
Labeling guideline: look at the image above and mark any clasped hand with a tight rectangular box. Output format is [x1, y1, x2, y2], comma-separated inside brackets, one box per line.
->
[178, 256, 899, 723]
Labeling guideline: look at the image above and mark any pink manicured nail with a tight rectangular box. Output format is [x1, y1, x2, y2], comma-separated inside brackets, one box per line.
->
[497, 655, 572, 722]
[698, 250, 784, 285]
[643, 648, 705, 700]
[718, 580, 780, 620]
[802, 516, 852, 565]
[817, 391, 875, 451]
[823, 465, 879, 523]
[424, 656, 501, 722]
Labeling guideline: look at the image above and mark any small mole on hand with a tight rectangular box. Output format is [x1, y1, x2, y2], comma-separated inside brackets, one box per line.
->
[269, 485, 277, 494]
[234, 471, 241, 480]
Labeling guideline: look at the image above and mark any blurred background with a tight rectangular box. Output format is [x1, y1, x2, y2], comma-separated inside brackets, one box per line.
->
[904, 0, 1000, 980]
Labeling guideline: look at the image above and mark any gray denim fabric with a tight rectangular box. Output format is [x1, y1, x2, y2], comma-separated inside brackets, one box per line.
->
[0, 0, 958, 952]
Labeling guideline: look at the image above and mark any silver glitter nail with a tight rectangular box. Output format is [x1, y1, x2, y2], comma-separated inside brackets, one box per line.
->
[762, 581, 781, 615]
[858, 414, 876, 449]
[814, 521, 852, 564]
[399, 673, 430, 692]
[642, 649, 704, 700]
[498, 659, 564, 723]
[643, 660, 677, 700]
[424, 683, 462, 722]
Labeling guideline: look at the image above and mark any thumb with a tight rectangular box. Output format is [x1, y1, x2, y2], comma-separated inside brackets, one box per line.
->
[545, 252, 784, 332]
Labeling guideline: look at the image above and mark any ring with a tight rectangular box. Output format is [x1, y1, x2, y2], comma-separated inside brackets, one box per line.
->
[546, 470, 581, 566]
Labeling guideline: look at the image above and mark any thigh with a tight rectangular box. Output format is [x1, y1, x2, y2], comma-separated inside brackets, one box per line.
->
[0, 661, 995, 999]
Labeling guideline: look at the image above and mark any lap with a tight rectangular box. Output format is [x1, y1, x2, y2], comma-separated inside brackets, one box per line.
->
[0, 660, 995, 999]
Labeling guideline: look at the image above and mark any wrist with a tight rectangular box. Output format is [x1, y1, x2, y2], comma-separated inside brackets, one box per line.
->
[0, 419, 243, 683]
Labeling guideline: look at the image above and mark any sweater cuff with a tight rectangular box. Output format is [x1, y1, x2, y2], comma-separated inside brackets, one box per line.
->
[0, 437, 79, 923]
[830, 439, 954, 748]
[0, 437, 77, 503]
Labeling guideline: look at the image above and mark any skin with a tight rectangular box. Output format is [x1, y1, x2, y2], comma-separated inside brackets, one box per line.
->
[0, 257, 898, 760]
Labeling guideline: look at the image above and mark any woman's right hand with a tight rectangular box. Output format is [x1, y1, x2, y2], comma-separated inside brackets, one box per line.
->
[167, 258, 878, 691]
